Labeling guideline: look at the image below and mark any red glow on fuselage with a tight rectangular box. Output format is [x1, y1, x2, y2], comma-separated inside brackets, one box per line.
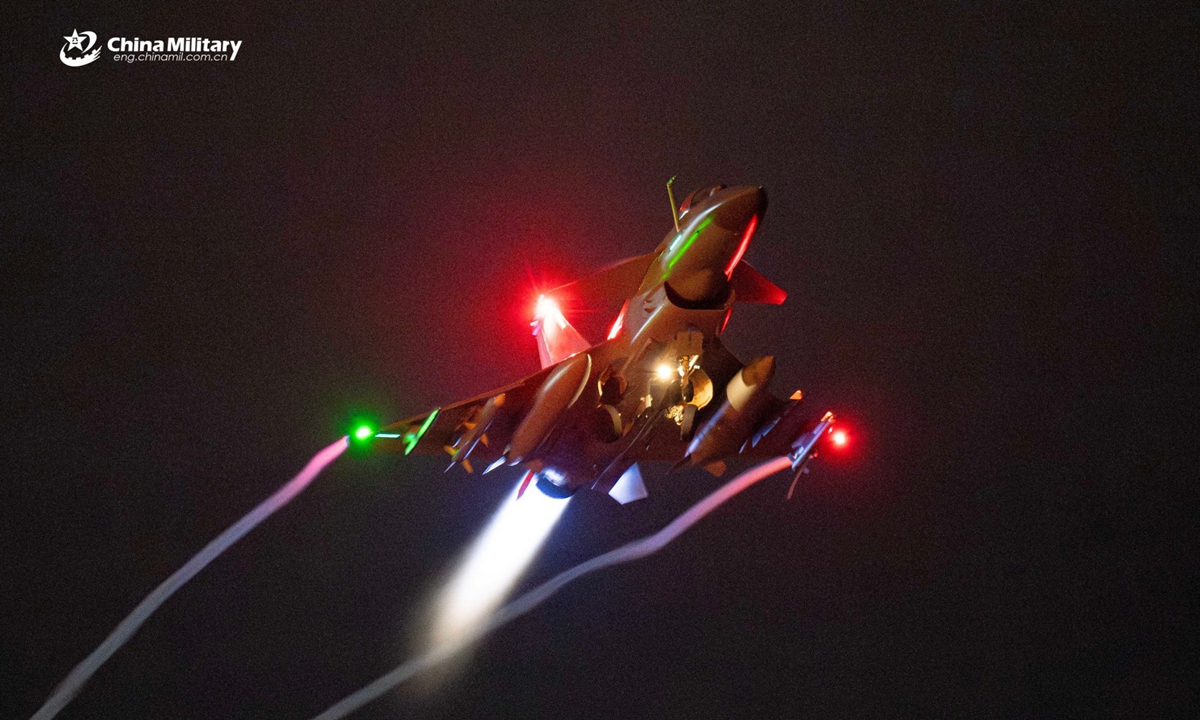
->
[607, 300, 629, 340]
[724, 214, 758, 278]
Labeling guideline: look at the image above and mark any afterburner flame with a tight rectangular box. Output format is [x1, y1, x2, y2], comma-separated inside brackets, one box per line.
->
[430, 477, 569, 648]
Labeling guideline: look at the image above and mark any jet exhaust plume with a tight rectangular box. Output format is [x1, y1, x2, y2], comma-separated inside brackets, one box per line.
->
[30, 437, 349, 720]
[430, 476, 570, 649]
[309, 455, 795, 720]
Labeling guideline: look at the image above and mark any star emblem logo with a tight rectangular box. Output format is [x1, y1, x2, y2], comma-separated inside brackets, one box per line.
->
[64, 29, 86, 51]
[59, 28, 100, 67]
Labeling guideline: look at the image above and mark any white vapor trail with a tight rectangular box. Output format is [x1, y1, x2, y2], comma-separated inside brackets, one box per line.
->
[30, 436, 350, 720]
[308, 455, 795, 720]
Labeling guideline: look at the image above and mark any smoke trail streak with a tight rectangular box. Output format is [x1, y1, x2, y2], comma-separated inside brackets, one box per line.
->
[309, 455, 794, 720]
[30, 437, 350, 720]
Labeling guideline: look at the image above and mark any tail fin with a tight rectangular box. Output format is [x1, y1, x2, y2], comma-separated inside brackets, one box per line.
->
[532, 295, 591, 368]
[533, 252, 657, 366]
[544, 252, 658, 316]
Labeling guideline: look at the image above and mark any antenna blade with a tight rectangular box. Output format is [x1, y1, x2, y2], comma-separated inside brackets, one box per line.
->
[667, 176, 680, 232]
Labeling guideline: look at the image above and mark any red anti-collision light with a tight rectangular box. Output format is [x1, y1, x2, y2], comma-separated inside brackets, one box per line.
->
[534, 294, 567, 329]
[831, 429, 848, 447]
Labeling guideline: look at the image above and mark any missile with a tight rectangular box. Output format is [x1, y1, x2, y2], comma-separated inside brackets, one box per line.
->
[683, 355, 776, 467]
[447, 393, 506, 471]
[742, 393, 809, 457]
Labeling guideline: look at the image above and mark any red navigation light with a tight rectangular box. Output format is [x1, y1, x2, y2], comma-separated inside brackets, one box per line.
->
[534, 294, 555, 319]
[831, 429, 848, 448]
[534, 294, 567, 329]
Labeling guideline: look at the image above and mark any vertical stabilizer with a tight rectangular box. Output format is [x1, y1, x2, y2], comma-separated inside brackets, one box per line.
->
[532, 295, 591, 368]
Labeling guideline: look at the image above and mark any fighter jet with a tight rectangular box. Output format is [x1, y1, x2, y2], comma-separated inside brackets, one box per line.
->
[363, 183, 840, 503]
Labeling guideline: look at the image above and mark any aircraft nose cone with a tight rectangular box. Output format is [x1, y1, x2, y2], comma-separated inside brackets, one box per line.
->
[711, 186, 767, 231]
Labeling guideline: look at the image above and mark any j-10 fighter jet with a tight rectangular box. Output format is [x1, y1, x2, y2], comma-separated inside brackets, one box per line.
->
[362, 183, 842, 502]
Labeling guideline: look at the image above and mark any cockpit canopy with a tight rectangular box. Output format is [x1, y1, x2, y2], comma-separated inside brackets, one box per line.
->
[678, 184, 726, 218]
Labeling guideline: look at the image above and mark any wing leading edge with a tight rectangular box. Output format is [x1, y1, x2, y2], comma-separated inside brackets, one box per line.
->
[370, 362, 561, 471]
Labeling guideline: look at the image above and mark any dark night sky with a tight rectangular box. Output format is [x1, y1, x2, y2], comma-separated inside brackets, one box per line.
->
[3, 1, 1197, 718]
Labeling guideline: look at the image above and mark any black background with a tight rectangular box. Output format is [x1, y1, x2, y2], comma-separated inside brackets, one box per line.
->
[3, 2, 1196, 718]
